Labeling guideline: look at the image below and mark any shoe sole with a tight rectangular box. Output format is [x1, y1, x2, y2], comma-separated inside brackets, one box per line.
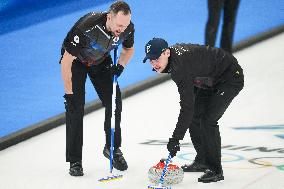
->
[69, 172, 84, 176]
[182, 169, 207, 172]
[198, 176, 224, 183]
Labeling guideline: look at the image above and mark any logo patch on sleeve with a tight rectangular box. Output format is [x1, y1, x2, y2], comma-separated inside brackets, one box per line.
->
[74, 35, 80, 43]
[71, 35, 80, 46]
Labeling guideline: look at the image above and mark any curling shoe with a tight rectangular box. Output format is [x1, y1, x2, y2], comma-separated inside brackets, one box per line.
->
[181, 161, 207, 172]
[198, 169, 224, 183]
[69, 161, 84, 176]
[103, 146, 128, 171]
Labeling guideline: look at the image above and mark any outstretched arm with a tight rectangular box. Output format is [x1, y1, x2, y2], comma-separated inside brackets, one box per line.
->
[172, 76, 195, 140]
[61, 50, 76, 94]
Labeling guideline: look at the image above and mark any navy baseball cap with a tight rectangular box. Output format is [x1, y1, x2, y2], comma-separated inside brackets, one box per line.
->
[143, 38, 168, 63]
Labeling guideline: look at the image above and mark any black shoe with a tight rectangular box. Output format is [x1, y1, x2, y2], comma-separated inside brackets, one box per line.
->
[103, 146, 128, 171]
[69, 161, 84, 176]
[198, 169, 224, 183]
[181, 161, 207, 172]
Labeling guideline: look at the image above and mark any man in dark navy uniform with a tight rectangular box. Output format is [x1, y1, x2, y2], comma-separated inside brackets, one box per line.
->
[143, 38, 244, 183]
[60, 1, 134, 176]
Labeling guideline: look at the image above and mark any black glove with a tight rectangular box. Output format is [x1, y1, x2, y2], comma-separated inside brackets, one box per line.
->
[63, 94, 75, 113]
[167, 137, 180, 157]
[111, 64, 124, 77]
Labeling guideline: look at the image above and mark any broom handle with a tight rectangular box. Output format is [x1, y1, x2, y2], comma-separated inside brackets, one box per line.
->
[110, 48, 118, 173]
[159, 154, 172, 185]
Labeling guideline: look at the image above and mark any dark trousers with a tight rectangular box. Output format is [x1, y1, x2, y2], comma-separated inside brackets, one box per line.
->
[65, 57, 122, 162]
[189, 64, 244, 173]
[205, 0, 240, 52]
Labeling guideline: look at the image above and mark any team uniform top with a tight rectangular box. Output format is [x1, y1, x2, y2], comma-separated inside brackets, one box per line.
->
[61, 12, 135, 66]
[166, 44, 244, 140]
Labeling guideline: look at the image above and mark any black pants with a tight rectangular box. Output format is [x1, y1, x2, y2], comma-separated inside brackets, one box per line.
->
[65, 56, 122, 162]
[205, 0, 240, 52]
[189, 63, 244, 173]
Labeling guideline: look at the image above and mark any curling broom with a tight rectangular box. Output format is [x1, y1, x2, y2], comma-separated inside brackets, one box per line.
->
[98, 48, 123, 182]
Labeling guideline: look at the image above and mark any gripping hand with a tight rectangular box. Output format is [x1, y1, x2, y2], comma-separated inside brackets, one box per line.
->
[167, 137, 180, 157]
[111, 64, 124, 77]
[63, 94, 75, 113]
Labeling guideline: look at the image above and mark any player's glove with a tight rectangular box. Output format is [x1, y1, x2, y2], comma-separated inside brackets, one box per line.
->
[63, 94, 75, 113]
[167, 137, 180, 157]
[111, 64, 124, 77]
